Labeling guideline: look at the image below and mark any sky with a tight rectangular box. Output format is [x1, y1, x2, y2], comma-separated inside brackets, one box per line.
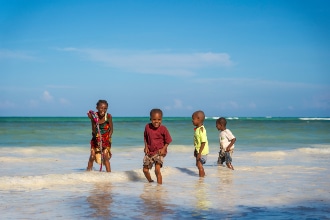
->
[0, 0, 329, 117]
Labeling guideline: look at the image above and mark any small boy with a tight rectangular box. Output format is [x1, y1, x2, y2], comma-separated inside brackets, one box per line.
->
[192, 110, 209, 177]
[143, 109, 172, 184]
[216, 117, 236, 170]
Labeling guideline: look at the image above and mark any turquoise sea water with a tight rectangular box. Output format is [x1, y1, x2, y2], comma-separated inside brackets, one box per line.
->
[0, 117, 329, 219]
[1, 116, 329, 150]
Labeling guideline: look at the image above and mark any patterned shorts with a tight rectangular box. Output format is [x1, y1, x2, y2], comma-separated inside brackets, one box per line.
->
[143, 154, 164, 169]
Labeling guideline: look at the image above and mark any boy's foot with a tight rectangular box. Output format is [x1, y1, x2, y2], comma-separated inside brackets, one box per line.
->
[149, 179, 154, 183]
[226, 163, 234, 170]
[86, 167, 92, 171]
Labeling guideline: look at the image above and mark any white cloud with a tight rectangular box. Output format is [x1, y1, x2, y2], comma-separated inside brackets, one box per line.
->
[173, 99, 183, 109]
[0, 100, 16, 109]
[46, 85, 76, 89]
[59, 98, 70, 105]
[217, 101, 240, 110]
[41, 91, 53, 102]
[165, 99, 193, 111]
[57, 47, 77, 52]
[0, 49, 37, 61]
[248, 102, 257, 109]
[306, 94, 330, 110]
[28, 99, 39, 108]
[229, 101, 239, 109]
[193, 77, 326, 90]
[59, 48, 233, 76]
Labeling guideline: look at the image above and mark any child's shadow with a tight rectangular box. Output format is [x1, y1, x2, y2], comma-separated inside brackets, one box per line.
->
[175, 167, 198, 176]
[125, 170, 143, 182]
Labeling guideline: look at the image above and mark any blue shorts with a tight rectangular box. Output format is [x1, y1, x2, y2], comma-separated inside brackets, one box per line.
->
[225, 151, 233, 164]
[198, 154, 208, 165]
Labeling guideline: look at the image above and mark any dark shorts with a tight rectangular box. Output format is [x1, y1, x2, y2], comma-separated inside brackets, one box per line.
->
[217, 150, 226, 165]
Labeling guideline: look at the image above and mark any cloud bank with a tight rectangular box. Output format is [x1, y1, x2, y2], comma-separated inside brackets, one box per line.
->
[59, 48, 233, 76]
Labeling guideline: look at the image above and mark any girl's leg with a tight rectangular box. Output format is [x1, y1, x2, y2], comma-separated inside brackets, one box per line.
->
[103, 149, 111, 172]
[87, 149, 96, 171]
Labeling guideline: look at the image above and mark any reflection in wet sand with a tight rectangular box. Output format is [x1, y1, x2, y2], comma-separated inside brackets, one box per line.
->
[218, 166, 233, 187]
[140, 183, 174, 218]
[86, 182, 113, 218]
[217, 166, 236, 212]
[191, 178, 212, 218]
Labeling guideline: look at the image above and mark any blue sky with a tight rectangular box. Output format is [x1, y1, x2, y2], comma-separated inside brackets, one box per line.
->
[1, 0, 329, 117]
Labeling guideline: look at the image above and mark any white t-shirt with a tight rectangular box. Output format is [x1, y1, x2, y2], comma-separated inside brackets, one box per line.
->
[219, 129, 235, 150]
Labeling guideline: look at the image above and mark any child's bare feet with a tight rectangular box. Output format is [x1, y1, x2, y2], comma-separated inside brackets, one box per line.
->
[226, 163, 234, 170]
[230, 164, 234, 170]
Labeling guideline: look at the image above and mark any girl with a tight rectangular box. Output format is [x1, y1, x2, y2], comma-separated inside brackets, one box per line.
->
[86, 100, 113, 172]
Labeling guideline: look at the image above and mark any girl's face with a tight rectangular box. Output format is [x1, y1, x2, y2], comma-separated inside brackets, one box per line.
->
[96, 103, 108, 117]
[150, 112, 162, 128]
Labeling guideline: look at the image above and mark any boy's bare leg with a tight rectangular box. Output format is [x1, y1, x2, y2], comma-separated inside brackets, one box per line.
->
[230, 163, 234, 170]
[226, 163, 234, 170]
[154, 163, 162, 184]
[196, 160, 205, 177]
[143, 166, 154, 182]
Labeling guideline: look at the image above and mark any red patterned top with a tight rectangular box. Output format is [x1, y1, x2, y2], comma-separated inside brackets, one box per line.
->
[90, 113, 112, 149]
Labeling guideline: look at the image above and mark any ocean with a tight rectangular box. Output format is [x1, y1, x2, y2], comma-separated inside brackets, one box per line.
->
[0, 116, 329, 219]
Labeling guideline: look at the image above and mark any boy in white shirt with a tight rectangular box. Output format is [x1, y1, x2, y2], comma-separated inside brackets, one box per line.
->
[216, 117, 236, 170]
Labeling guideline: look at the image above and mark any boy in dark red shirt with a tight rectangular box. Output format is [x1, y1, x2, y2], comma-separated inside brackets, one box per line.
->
[143, 109, 172, 184]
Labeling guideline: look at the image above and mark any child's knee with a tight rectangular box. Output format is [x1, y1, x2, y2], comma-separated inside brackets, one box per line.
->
[155, 163, 162, 172]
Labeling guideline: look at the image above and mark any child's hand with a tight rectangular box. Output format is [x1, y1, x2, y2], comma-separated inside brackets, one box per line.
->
[87, 112, 93, 119]
[144, 147, 149, 155]
[158, 148, 165, 156]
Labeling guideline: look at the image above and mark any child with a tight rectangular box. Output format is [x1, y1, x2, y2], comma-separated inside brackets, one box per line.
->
[143, 108, 172, 184]
[216, 117, 236, 170]
[192, 110, 209, 177]
[86, 100, 113, 172]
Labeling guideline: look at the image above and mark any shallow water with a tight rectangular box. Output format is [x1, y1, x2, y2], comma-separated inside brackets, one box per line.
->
[0, 117, 330, 219]
[1, 147, 329, 219]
